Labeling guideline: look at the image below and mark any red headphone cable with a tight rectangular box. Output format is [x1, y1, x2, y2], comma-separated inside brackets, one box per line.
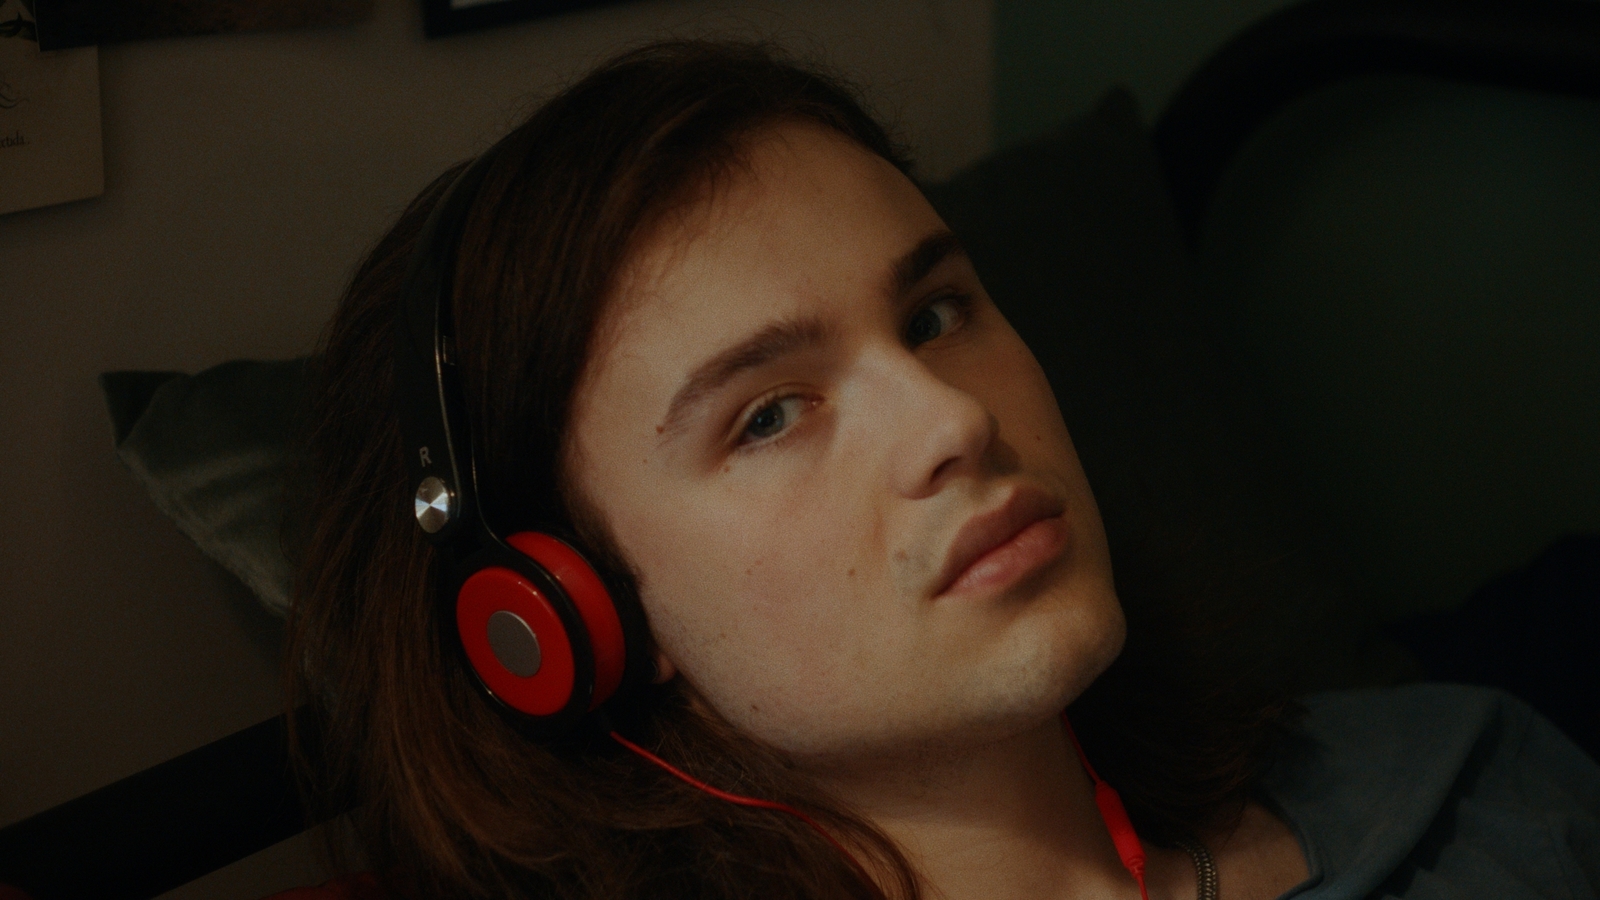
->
[608, 730, 875, 883]
[612, 716, 1148, 900]
[1063, 715, 1150, 900]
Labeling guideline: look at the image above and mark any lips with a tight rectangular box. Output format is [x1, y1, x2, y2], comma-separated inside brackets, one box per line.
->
[933, 487, 1068, 598]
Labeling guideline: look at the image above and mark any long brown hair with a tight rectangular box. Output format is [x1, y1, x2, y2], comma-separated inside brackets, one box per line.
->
[287, 40, 1289, 900]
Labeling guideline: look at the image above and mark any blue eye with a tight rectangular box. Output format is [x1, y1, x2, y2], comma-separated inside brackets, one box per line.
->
[906, 295, 966, 346]
[741, 395, 809, 444]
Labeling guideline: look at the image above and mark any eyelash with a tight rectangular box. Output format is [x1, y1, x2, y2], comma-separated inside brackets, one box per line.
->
[733, 391, 817, 453]
[730, 292, 974, 453]
[906, 292, 973, 347]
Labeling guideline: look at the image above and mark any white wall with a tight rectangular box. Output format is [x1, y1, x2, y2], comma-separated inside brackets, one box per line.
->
[0, 1, 990, 895]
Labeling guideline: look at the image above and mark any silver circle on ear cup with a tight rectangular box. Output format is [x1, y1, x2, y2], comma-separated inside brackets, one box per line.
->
[414, 475, 454, 533]
[486, 609, 543, 677]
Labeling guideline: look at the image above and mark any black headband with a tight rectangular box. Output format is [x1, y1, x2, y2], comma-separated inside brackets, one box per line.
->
[391, 149, 503, 549]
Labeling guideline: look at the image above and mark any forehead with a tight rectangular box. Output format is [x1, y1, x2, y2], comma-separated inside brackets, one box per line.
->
[589, 120, 944, 394]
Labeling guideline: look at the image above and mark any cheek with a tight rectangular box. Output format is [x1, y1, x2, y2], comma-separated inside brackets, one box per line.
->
[607, 464, 889, 712]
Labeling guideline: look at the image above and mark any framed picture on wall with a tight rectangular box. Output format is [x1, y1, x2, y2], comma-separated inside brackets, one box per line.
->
[0, 0, 103, 216]
[422, 0, 630, 38]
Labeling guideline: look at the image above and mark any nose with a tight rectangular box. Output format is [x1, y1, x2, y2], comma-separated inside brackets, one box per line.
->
[872, 352, 998, 500]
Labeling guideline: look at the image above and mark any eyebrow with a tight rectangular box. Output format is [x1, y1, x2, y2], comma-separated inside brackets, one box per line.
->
[656, 229, 968, 443]
[658, 315, 835, 443]
[889, 229, 966, 300]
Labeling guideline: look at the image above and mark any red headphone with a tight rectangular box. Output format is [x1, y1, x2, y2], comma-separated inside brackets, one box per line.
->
[391, 148, 643, 734]
[451, 532, 628, 718]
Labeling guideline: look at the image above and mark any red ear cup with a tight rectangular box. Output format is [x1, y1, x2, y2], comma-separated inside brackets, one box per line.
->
[456, 565, 576, 717]
[506, 532, 627, 709]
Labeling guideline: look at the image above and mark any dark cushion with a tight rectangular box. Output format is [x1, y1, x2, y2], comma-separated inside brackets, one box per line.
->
[925, 89, 1372, 690]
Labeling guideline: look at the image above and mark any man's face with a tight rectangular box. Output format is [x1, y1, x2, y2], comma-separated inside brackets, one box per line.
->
[567, 121, 1124, 773]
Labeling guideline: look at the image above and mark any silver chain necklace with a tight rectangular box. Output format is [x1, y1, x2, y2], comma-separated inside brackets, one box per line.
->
[1175, 838, 1220, 900]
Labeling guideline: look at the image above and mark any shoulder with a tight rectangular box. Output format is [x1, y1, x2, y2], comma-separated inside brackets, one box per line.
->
[1260, 683, 1600, 899]
[1278, 683, 1566, 794]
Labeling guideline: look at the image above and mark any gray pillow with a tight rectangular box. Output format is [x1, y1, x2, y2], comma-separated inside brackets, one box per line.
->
[100, 358, 308, 619]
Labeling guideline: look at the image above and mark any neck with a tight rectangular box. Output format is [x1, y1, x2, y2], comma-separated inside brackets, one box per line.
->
[811, 717, 1141, 900]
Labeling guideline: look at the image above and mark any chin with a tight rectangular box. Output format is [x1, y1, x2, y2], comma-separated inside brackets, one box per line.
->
[741, 587, 1128, 767]
[857, 588, 1128, 761]
[965, 583, 1127, 737]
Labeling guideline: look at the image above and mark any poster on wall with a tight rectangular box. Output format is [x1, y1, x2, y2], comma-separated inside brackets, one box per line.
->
[421, 0, 630, 38]
[0, 0, 102, 217]
[33, 0, 373, 50]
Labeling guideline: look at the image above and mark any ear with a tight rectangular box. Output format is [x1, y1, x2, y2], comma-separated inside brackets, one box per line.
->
[651, 645, 678, 683]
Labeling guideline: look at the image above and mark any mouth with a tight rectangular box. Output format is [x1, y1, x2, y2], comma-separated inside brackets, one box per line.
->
[932, 486, 1068, 599]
